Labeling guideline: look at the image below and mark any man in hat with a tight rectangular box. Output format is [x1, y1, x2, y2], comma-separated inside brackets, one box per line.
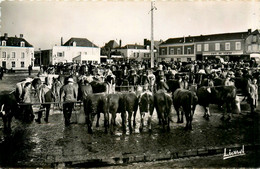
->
[247, 78, 258, 113]
[60, 78, 78, 126]
[35, 77, 55, 123]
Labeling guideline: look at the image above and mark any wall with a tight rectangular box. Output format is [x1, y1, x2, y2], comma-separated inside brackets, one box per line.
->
[0, 46, 34, 70]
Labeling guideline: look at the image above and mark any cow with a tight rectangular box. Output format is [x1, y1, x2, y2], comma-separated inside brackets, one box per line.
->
[106, 93, 124, 134]
[138, 91, 154, 132]
[154, 91, 173, 131]
[83, 93, 109, 134]
[0, 92, 20, 133]
[120, 92, 138, 134]
[197, 86, 241, 121]
[173, 89, 198, 130]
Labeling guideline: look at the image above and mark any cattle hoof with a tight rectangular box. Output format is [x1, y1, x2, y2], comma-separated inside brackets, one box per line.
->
[35, 119, 41, 124]
[139, 127, 143, 132]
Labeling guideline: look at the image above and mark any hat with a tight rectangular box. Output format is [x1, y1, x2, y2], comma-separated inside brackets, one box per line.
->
[67, 78, 74, 83]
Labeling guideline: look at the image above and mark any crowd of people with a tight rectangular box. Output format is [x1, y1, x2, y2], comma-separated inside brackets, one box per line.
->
[17, 58, 259, 126]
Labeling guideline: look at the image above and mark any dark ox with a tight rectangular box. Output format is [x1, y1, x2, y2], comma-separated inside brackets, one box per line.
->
[139, 92, 154, 132]
[154, 91, 173, 131]
[106, 93, 123, 134]
[0, 92, 19, 133]
[83, 93, 108, 134]
[120, 92, 138, 134]
[197, 86, 240, 120]
[173, 89, 198, 130]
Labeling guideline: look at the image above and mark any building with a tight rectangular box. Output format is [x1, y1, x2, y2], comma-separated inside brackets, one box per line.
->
[0, 33, 34, 70]
[244, 29, 260, 58]
[51, 37, 101, 65]
[34, 49, 52, 66]
[159, 29, 260, 62]
[159, 36, 196, 62]
[112, 44, 156, 62]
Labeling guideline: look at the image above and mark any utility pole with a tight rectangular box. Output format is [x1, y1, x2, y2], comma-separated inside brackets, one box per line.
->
[150, 1, 156, 68]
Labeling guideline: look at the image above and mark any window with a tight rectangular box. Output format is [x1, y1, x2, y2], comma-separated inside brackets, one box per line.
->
[187, 58, 191, 62]
[11, 61, 15, 68]
[235, 42, 241, 50]
[2, 41, 6, 46]
[177, 58, 181, 62]
[253, 36, 257, 43]
[215, 43, 220, 51]
[2, 52, 6, 58]
[21, 52, 25, 59]
[21, 61, 24, 68]
[197, 44, 201, 52]
[204, 44, 209, 51]
[57, 52, 63, 57]
[248, 45, 252, 51]
[252, 44, 258, 51]
[73, 41, 77, 47]
[161, 49, 165, 55]
[20, 41, 25, 47]
[225, 43, 230, 50]
[169, 48, 174, 55]
[12, 52, 16, 58]
[133, 53, 136, 57]
[187, 48, 191, 54]
[137, 53, 139, 58]
[177, 48, 181, 55]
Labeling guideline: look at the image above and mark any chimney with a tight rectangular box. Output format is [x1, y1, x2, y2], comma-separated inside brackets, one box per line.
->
[4, 33, 8, 40]
[144, 39, 147, 46]
[119, 39, 122, 47]
[20, 34, 23, 38]
[248, 29, 252, 34]
[61, 37, 63, 46]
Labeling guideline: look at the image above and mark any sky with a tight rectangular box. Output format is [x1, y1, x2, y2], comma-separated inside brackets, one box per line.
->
[0, 0, 259, 50]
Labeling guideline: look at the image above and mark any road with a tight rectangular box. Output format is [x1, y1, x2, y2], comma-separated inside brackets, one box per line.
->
[0, 73, 259, 168]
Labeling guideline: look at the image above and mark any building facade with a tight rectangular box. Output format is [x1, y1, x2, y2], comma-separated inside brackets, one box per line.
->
[112, 44, 157, 62]
[51, 38, 101, 65]
[159, 29, 260, 62]
[0, 33, 34, 70]
[159, 37, 196, 62]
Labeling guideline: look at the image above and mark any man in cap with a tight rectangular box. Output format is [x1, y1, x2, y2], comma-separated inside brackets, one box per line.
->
[60, 78, 78, 126]
[35, 77, 55, 123]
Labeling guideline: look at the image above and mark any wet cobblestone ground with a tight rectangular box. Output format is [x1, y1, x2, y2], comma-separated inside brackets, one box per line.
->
[0, 73, 259, 167]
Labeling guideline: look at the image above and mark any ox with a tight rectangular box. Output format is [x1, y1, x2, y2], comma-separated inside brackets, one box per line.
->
[106, 93, 123, 134]
[139, 92, 154, 132]
[173, 89, 198, 130]
[0, 92, 19, 133]
[154, 91, 173, 131]
[120, 92, 138, 134]
[197, 86, 241, 120]
[83, 93, 109, 134]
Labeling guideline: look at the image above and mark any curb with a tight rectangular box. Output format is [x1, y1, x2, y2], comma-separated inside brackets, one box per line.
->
[49, 144, 260, 167]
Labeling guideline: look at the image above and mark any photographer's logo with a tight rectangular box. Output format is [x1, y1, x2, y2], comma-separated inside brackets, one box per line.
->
[223, 145, 245, 160]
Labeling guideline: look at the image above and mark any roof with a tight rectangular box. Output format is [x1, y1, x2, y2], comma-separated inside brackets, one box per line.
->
[161, 30, 251, 45]
[116, 44, 147, 49]
[0, 36, 33, 47]
[63, 38, 98, 47]
[105, 40, 119, 49]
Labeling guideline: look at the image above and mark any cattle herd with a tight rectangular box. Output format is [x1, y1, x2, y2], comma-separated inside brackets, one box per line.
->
[0, 59, 258, 134]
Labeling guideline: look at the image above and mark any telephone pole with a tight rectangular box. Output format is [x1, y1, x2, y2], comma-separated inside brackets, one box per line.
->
[150, 1, 156, 68]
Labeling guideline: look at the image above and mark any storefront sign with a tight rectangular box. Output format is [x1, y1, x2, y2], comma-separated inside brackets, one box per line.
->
[203, 51, 243, 56]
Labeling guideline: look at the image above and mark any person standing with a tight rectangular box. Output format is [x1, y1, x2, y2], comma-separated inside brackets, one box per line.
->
[28, 65, 32, 76]
[60, 78, 78, 126]
[247, 78, 258, 114]
[0, 66, 4, 80]
[35, 77, 55, 123]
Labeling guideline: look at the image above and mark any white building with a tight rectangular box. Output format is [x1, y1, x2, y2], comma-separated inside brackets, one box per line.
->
[0, 33, 34, 70]
[112, 44, 156, 62]
[51, 38, 101, 64]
